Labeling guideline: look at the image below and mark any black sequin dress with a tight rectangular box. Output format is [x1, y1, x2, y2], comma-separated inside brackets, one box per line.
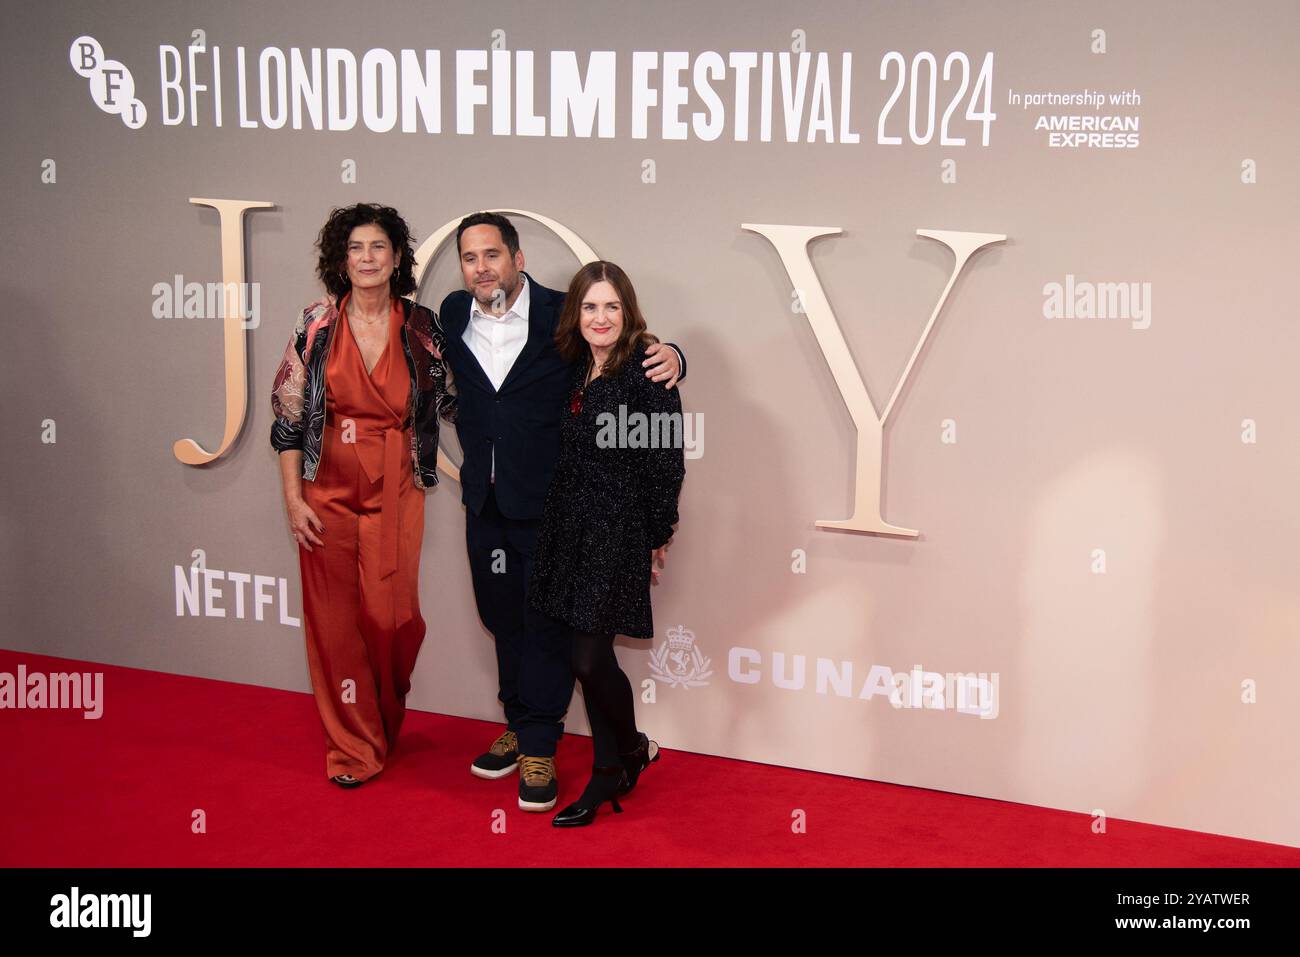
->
[529, 342, 686, 639]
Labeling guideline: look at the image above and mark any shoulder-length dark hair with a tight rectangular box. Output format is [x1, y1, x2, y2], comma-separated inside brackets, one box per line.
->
[315, 203, 417, 301]
[554, 261, 657, 376]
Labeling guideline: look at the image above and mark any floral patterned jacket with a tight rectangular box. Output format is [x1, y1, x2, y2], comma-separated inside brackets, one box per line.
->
[270, 296, 456, 488]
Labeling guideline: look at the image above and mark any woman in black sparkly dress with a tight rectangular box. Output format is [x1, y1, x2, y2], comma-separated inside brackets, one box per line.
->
[529, 261, 686, 827]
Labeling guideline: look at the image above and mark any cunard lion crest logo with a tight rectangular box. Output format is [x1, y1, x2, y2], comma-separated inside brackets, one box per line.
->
[648, 625, 713, 689]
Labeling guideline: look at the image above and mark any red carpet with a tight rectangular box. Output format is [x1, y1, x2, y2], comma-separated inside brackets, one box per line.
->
[2, 649, 1296, 867]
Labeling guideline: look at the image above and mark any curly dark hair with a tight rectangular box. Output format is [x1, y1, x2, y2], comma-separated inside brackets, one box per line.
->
[315, 203, 417, 301]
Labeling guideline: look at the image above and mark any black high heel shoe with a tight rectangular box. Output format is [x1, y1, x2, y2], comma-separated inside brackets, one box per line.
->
[331, 774, 364, 789]
[551, 766, 627, 827]
[617, 733, 660, 796]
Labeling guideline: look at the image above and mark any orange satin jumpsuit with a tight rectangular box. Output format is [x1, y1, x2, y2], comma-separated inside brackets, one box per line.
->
[298, 295, 426, 782]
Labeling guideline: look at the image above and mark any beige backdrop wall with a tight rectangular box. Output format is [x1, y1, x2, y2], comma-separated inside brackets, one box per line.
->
[2, 0, 1297, 847]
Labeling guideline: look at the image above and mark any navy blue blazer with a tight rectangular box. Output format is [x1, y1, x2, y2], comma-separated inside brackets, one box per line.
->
[438, 271, 686, 520]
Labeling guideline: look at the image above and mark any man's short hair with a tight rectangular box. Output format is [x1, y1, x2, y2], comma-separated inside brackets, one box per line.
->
[456, 212, 520, 257]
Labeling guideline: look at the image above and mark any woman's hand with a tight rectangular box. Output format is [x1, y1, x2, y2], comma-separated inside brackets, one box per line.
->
[286, 497, 325, 551]
[650, 545, 668, 584]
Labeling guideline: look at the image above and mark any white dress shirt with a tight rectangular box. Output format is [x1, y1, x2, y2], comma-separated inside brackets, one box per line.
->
[464, 274, 531, 480]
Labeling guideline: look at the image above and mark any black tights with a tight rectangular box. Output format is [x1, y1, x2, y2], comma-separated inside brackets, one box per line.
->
[572, 630, 640, 767]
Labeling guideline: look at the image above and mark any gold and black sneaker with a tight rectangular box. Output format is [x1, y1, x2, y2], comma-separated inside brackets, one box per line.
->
[517, 755, 558, 811]
[470, 730, 519, 780]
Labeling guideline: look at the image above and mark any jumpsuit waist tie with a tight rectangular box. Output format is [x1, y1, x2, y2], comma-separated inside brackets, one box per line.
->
[325, 418, 414, 628]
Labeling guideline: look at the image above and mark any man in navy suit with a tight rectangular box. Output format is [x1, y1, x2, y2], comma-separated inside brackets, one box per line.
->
[437, 213, 684, 811]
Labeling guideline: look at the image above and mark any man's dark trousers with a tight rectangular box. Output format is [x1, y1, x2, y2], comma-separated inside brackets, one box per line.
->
[464, 485, 572, 757]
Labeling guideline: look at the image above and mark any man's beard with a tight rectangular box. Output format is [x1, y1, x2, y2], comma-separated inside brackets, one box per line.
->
[474, 273, 518, 310]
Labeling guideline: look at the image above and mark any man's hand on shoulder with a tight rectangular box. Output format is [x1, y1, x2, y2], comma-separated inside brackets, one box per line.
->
[642, 341, 683, 389]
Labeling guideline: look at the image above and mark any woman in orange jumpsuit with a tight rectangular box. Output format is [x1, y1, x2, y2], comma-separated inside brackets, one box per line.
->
[271, 204, 455, 788]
